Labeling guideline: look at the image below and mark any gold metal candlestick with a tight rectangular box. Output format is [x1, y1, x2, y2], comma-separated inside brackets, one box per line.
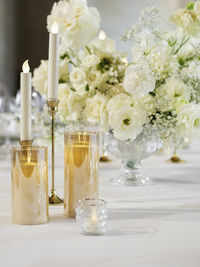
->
[47, 100, 63, 205]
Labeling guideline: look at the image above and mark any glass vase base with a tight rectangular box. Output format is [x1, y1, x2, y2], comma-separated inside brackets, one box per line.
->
[111, 174, 152, 186]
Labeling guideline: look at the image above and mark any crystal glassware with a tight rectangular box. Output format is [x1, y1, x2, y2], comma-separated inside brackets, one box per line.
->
[76, 198, 107, 235]
[11, 145, 49, 225]
[64, 122, 99, 218]
[106, 126, 163, 186]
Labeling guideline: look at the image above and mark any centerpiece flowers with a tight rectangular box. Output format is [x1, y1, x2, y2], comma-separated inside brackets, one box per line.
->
[33, 0, 200, 184]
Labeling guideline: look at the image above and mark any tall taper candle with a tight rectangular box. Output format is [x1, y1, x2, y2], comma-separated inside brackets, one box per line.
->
[20, 60, 32, 141]
[48, 21, 59, 100]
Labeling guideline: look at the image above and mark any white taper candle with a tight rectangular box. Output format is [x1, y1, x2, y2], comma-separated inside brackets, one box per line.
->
[20, 60, 32, 141]
[48, 21, 59, 100]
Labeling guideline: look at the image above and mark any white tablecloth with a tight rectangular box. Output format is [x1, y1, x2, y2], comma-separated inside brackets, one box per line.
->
[0, 144, 200, 267]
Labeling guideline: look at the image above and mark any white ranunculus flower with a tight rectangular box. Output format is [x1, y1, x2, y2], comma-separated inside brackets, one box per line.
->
[176, 103, 200, 138]
[82, 54, 100, 68]
[84, 93, 109, 129]
[32, 60, 48, 95]
[109, 106, 146, 141]
[48, 0, 100, 50]
[164, 77, 190, 102]
[123, 63, 156, 98]
[107, 93, 135, 115]
[170, 6, 200, 37]
[86, 70, 102, 87]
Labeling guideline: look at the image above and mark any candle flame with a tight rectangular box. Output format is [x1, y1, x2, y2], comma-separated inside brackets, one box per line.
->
[51, 21, 58, 34]
[98, 30, 106, 40]
[22, 60, 30, 73]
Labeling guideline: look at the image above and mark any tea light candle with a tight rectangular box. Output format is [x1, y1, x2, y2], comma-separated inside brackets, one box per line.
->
[76, 198, 107, 235]
[48, 21, 59, 100]
[20, 60, 32, 141]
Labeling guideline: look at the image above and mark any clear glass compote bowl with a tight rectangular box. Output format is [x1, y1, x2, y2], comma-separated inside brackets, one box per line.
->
[106, 126, 162, 186]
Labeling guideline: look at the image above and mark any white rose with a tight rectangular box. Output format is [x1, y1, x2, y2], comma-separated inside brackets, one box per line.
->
[176, 103, 200, 138]
[32, 60, 48, 95]
[82, 55, 100, 68]
[86, 70, 102, 87]
[70, 67, 87, 94]
[33, 59, 69, 96]
[59, 58, 69, 82]
[84, 93, 109, 129]
[109, 106, 146, 141]
[123, 64, 156, 98]
[58, 83, 85, 121]
[107, 93, 135, 115]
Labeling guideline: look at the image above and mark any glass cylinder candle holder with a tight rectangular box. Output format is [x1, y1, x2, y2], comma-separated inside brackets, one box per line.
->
[76, 198, 107, 235]
[64, 125, 99, 218]
[11, 145, 49, 225]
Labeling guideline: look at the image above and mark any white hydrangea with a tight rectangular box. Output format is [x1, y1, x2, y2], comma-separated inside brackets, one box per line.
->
[108, 106, 146, 141]
[84, 93, 109, 129]
[182, 61, 200, 79]
[123, 63, 156, 98]
[176, 103, 200, 138]
[147, 41, 179, 80]
[47, 0, 100, 50]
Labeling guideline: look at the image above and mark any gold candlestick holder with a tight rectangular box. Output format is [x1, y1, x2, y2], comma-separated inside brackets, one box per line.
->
[47, 99, 63, 205]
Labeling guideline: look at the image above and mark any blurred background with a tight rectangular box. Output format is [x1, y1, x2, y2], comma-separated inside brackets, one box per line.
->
[0, 0, 189, 96]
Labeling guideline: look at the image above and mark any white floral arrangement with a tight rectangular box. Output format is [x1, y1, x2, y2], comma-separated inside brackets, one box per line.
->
[33, 0, 200, 144]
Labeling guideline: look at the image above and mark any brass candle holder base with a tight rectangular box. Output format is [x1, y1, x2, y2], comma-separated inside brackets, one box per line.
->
[100, 155, 111, 162]
[168, 154, 186, 164]
[49, 190, 63, 205]
[47, 99, 63, 205]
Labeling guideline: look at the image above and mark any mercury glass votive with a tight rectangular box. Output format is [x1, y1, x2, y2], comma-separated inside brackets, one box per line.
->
[64, 130, 99, 218]
[76, 198, 107, 235]
[11, 145, 49, 225]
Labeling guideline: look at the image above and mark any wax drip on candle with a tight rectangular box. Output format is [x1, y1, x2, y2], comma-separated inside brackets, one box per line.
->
[22, 60, 30, 73]
[98, 30, 106, 40]
[51, 21, 58, 34]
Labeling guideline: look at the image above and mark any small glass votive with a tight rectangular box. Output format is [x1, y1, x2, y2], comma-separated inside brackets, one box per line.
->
[11, 145, 49, 225]
[76, 198, 107, 235]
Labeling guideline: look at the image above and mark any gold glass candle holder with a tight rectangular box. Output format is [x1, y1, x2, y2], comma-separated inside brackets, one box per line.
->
[64, 130, 99, 218]
[11, 145, 49, 225]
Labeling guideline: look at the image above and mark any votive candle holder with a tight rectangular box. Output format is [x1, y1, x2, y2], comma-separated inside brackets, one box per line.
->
[76, 198, 107, 235]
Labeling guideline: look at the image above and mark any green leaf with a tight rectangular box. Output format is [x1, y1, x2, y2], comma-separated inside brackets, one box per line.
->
[85, 46, 92, 55]
[70, 87, 76, 92]
[60, 52, 70, 60]
[186, 2, 194, 10]
[59, 79, 66, 84]
[85, 84, 90, 91]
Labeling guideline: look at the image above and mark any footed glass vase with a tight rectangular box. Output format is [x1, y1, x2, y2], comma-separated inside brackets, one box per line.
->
[106, 126, 162, 186]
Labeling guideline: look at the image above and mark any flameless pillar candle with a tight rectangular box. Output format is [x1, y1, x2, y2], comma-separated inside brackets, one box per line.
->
[20, 60, 32, 141]
[48, 21, 59, 100]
